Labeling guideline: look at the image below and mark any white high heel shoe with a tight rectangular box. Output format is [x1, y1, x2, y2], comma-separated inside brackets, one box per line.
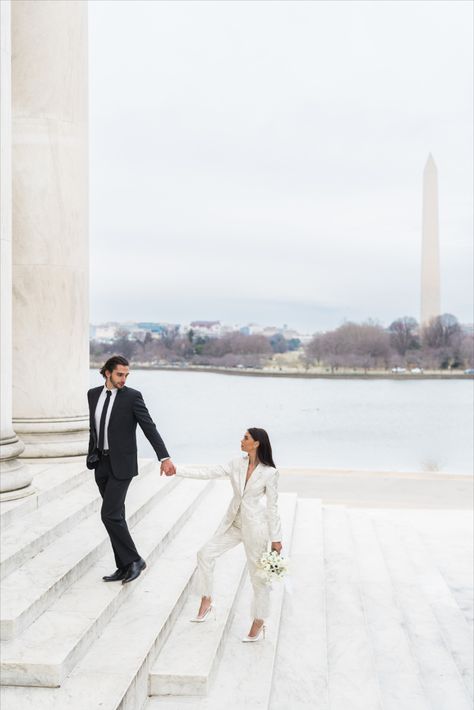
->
[190, 604, 214, 623]
[242, 623, 266, 642]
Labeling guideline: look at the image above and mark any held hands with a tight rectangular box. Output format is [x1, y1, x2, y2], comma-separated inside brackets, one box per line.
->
[271, 541, 282, 554]
[160, 459, 176, 476]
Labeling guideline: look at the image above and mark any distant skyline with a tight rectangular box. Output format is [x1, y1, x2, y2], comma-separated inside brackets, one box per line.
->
[89, 312, 474, 336]
[89, 0, 473, 332]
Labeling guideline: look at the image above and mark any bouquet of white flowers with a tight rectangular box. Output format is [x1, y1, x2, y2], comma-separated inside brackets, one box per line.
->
[257, 550, 289, 586]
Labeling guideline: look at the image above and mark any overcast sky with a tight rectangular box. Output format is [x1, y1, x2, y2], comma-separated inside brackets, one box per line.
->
[89, 0, 473, 333]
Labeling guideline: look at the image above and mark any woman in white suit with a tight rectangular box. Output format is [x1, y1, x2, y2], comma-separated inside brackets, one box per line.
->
[171, 428, 282, 642]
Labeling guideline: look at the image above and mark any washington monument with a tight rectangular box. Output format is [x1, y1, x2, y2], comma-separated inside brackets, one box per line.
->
[421, 154, 441, 325]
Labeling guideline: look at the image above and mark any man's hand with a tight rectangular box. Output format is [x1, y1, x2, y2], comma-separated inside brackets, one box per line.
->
[271, 541, 282, 554]
[160, 459, 176, 476]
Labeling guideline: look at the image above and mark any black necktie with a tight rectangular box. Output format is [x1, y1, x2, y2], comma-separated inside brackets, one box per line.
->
[98, 390, 112, 451]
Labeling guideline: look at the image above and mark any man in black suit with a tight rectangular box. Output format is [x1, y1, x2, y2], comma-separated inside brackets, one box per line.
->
[87, 355, 175, 584]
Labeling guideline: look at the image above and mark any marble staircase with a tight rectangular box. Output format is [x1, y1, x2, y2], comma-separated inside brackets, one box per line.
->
[0, 461, 472, 710]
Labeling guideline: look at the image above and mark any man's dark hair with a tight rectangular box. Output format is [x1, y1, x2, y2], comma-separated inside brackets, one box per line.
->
[100, 355, 130, 378]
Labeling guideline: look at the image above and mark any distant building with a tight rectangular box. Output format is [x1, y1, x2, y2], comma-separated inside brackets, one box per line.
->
[245, 323, 265, 335]
[188, 321, 222, 338]
[190, 320, 220, 330]
[94, 324, 120, 342]
[137, 322, 168, 336]
[262, 326, 279, 337]
[282, 329, 300, 340]
[297, 333, 315, 345]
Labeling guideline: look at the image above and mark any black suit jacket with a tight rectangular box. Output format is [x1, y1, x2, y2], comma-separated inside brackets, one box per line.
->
[87, 385, 170, 480]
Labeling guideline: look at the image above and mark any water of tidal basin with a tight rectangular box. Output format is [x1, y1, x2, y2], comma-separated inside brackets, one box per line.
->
[89, 369, 473, 475]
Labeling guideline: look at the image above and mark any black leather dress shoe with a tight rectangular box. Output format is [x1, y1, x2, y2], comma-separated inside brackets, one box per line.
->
[103, 568, 127, 582]
[122, 557, 147, 584]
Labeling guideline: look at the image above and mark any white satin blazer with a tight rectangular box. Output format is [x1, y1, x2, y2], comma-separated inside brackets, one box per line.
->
[176, 455, 282, 542]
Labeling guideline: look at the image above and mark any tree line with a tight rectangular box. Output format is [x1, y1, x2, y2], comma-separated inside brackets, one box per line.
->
[90, 328, 301, 369]
[305, 314, 473, 371]
[90, 314, 473, 372]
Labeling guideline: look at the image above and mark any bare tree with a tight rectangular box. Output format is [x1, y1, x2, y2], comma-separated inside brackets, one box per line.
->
[269, 333, 288, 354]
[305, 321, 391, 371]
[161, 325, 180, 349]
[388, 317, 419, 355]
[202, 333, 272, 357]
[112, 330, 136, 360]
[422, 314, 462, 349]
[459, 334, 474, 369]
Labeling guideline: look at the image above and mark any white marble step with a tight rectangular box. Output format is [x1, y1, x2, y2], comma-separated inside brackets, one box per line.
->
[373, 514, 472, 710]
[1, 477, 100, 581]
[148, 539, 248, 695]
[0, 460, 156, 580]
[0, 461, 89, 530]
[145, 493, 298, 710]
[0, 482, 233, 710]
[391, 514, 474, 697]
[0, 461, 175, 640]
[0, 478, 213, 687]
[269, 498, 329, 710]
[0, 480, 210, 687]
[404, 510, 474, 630]
[322, 506, 382, 710]
[347, 509, 430, 710]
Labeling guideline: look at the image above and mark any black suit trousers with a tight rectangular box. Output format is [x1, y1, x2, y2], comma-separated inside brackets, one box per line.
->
[94, 456, 139, 569]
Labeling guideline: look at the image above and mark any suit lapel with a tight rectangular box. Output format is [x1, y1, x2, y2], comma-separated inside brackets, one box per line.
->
[241, 459, 262, 496]
[90, 387, 102, 435]
[107, 386, 124, 427]
[239, 457, 247, 496]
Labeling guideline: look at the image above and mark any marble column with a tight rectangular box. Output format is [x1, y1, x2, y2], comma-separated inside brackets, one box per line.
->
[0, 0, 31, 496]
[421, 154, 441, 326]
[11, 0, 89, 459]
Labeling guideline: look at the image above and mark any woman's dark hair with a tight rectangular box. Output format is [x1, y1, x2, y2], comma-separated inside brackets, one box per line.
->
[100, 355, 129, 378]
[247, 427, 276, 468]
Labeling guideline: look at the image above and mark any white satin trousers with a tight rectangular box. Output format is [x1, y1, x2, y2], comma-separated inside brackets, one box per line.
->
[196, 521, 270, 620]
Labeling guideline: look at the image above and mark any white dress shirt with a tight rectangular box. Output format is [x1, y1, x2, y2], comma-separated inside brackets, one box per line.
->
[94, 385, 118, 450]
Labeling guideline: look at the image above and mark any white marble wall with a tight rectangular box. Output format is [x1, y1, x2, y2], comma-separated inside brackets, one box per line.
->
[0, 0, 30, 494]
[11, 0, 89, 458]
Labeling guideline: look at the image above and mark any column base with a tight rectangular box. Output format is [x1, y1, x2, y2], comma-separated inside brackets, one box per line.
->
[0, 434, 34, 494]
[0, 484, 36, 502]
[20, 454, 86, 465]
[13, 416, 89, 459]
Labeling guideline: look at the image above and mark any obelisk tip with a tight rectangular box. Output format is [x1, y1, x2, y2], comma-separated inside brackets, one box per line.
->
[424, 153, 437, 173]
